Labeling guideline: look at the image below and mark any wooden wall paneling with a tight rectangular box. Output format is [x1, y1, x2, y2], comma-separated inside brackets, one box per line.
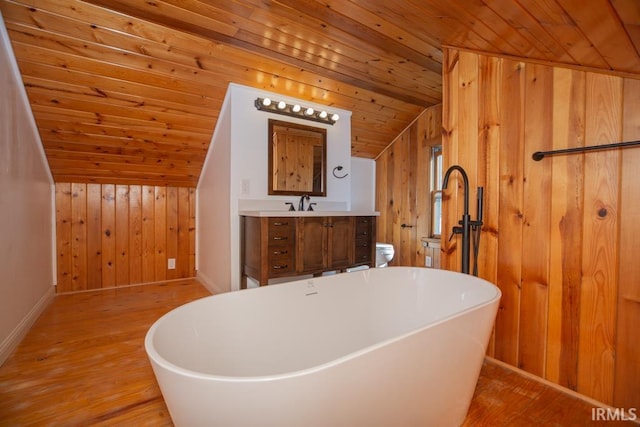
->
[375, 105, 443, 267]
[153, 186, 167, 281]
[178, 187, 191, 278]
[476, 55, 501, 286]
[55, 183, 72, 292]
[494, 58, 525, 366]
[115, 185, 130, 286]
[141, 186, 156, 283]
[386, 139, 399, 264]
[386, 135, 398, 263]
[166, 187, 179, 280]
[546, 67, 585, 390]
[457, 51, 480, 274]
[615, 78, 640, 410]
[70, 183, 88, 291]
[442, 49, 460, 272]
[443, 47, 640, 409]
[86, 184, 103, 289]
[477, 55, 502, 357]
[128, 185, 143, 285]
[518, 64, 553, 376]
[188, 188, 196, 276]
[375, 151, 388, 244]
[414, 113, 431, 266]
[101, 184, 116, 288]
[577, 73, 622, 405]
[399, 125, 416, 266]
[54, 183, 197, 293]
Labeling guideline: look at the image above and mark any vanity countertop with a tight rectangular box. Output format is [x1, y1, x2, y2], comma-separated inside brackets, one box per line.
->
[239, 210, 380, 217]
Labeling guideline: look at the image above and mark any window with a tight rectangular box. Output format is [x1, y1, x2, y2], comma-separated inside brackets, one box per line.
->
[430, 145, 443, 237]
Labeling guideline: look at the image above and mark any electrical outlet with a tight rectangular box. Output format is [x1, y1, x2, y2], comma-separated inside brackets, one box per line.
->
[168, 258, 176, 270]
[425, 256, 432, 268]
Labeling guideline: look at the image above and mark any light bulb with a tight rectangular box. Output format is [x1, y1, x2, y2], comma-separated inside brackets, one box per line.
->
[277, 101, 286, 109]
[331, 113, 340, 122]
[262, 98, 271, 106]
[292, 104, 301, 113]
[305, 107, 314, 116]
[319, 111, 328, 119]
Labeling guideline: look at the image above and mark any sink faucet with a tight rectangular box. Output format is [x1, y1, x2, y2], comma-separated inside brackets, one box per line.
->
[298, 194, 310, 211]
[442, 165, 484, 275]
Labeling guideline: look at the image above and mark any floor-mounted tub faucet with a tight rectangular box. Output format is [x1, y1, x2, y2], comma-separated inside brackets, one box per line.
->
[442, 165, 483, 275]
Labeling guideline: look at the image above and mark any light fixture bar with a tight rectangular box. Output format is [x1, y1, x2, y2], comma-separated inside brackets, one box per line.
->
[254, 98, 339, 125]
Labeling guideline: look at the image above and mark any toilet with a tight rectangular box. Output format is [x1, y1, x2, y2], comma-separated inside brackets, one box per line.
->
[375, 242, 395, 267]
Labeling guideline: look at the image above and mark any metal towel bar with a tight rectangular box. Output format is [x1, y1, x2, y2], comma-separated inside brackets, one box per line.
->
[532, 140, 640, 161]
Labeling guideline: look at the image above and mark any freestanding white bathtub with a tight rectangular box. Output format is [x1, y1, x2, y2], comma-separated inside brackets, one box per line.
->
[145, 267, 501, 427]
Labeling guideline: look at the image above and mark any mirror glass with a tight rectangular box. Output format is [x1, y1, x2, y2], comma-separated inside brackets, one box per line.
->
[268, 119, 327, 196]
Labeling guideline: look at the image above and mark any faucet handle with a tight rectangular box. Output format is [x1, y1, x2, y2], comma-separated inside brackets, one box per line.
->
[285, 202, 295, 211]
[308, 203, 317, 211]
[449, 226, 463, 241]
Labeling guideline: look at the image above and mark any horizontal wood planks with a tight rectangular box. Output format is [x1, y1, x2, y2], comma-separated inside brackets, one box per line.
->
[55, 183, 196, 293]
[443, 48, 640, 409]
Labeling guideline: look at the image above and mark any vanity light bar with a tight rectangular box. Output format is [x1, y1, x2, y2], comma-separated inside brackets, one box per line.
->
[254, 97, 339, 125]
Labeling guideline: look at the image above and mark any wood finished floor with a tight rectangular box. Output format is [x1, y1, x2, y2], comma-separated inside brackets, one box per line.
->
[0, 280, 636, 426]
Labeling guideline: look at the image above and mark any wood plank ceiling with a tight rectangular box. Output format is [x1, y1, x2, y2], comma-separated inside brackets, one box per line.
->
[1, 0, 639, 186]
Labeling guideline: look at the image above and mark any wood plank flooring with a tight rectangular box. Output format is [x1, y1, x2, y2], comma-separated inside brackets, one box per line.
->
[0, 280, 637, 426]
[0, 280, 209, 426]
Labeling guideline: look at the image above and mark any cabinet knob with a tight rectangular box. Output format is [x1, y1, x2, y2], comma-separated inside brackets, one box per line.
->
[272, 265, 288, 270]
[272, 236, 288, 240]
[273, 250, 288, 255]
[273, 222, 289, 226]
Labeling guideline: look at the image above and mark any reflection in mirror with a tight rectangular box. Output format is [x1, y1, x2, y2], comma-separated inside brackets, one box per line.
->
[268, 119, 327, 196]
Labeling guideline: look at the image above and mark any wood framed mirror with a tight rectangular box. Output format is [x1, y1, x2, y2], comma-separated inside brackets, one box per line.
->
[268, 119, 327, 196]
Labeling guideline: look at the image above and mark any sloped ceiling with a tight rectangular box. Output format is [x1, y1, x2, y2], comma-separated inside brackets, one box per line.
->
[1, 0, 639, 186]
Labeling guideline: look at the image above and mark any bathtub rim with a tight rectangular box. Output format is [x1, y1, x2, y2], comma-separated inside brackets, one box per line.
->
[144, 267, 501, 384]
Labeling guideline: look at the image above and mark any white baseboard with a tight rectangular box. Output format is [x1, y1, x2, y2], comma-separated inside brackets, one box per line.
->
[196, 270, 228, 295]
[0, 286, 55, 366]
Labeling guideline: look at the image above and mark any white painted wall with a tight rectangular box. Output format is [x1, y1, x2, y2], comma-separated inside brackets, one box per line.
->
[0, 13, 56, 366]
[350, 157, 376, 211]
[197, 83, 360, 292]
[196, 91, 232, 294]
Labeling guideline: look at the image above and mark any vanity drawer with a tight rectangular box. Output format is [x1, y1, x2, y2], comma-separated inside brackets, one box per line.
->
[268, 245, 294, 273]
[354, 217, 375, 264]
[354, 240, 372, 263]
[355, 217, 373, 238]
[268, 218, 295, 243]
[267, 217, 295, 274]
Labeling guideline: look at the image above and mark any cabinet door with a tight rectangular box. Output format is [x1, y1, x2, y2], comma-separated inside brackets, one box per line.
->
[297, 217, 327, 272]
[328, 216, 354, 269]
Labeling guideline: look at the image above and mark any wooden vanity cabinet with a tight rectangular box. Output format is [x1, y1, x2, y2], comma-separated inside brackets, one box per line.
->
[297, 216, 354, 273]
[242, 216, 296, 285]
[242, 215, 376, 287]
